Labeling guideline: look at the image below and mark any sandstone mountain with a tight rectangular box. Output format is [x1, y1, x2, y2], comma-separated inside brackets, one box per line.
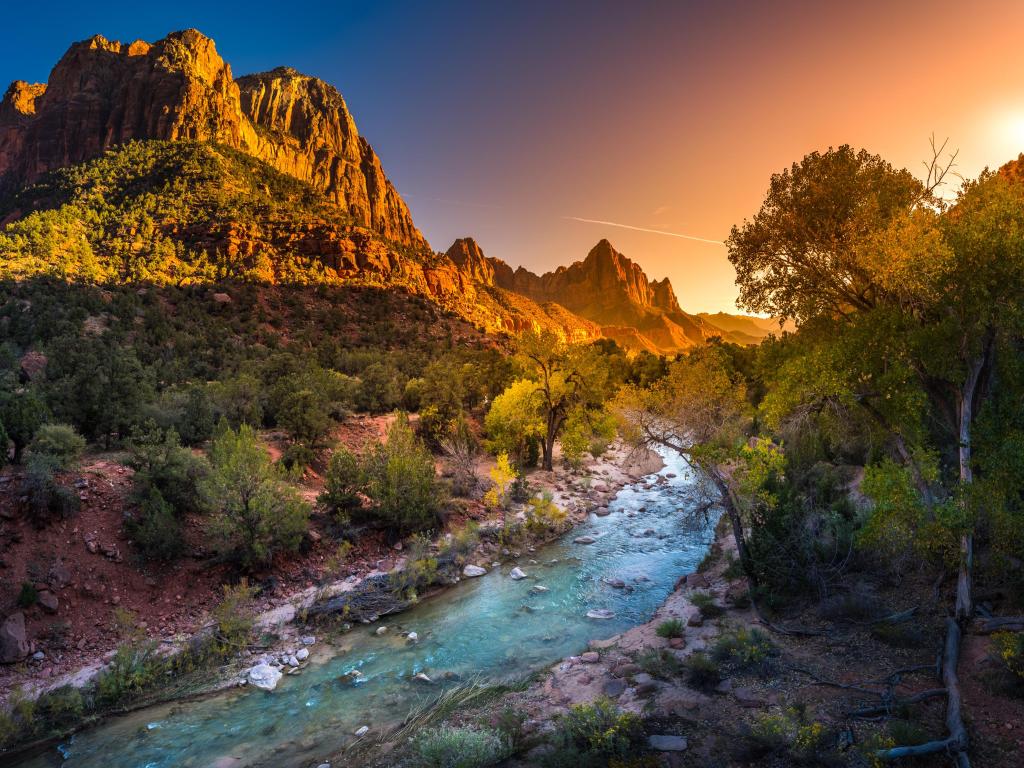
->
[0, 29, 774, 354]
[447, 237, 773, 352]
[0, 30, 424, 248]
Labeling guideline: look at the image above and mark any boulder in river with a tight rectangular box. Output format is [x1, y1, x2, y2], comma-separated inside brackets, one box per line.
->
[586, 609, 615, 620]
[509, 567, 527, 580]
[592, 506, 611, 517]
[463, 564, 487, 577]
[574, 535, 596, 545]
[247, 663, 283, 691]
[296, 648, 310, 661]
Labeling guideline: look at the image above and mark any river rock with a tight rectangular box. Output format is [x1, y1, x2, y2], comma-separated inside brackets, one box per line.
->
[529, 585, 549, 594]
[574, 535, 596, 545]
[414, 672, 432, 683]
[509, 567, 527, 580]
[295, 648, 310, 661]
[648, 735, 688, 752]
[37, 590, 59, 614]
[301, 635, 316, 645]
[580, 651, 600, 663]
[605, 578, 626, 589]
[407, 632, 419, 643]
[586, 609, 615, 620]
[375, 626, 388, 635]
[0, 612, 29, 664]
[354, 725, 369, 737]
[593, 506, 611, 516]
[463, 564, 487, 577]
[247, 663, 283, 691]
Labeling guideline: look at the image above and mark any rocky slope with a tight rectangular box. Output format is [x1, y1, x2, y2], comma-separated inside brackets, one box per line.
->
[0, 30, 425, 249]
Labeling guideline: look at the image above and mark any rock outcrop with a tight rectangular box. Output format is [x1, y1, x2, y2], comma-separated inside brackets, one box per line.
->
[0, 30, 425, 248]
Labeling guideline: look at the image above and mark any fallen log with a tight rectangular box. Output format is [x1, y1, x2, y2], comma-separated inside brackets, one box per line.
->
[973, 616, 1024, 634]
[875, 618, 969, 767]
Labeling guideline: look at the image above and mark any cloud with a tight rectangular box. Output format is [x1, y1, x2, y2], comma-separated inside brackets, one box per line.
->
[563, 216, 724, 245]
[651, 205, 671, 216]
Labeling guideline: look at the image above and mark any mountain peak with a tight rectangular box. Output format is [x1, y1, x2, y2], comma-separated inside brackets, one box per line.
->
[0, 29, 425, 248]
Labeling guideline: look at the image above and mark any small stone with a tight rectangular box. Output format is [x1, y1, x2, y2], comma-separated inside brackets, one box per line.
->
[407, 632, 419, 643]
[509, 567, 527, 580]
[375, 626, 388, 636]
[586, 609, 615, 620]
[37, 590, 59, 614]
[574, 535, 596, 545]
[301, 635, 316, 645]
[463, 564, 487, 578]
[354, 725, 369, 737]
[687, 613, 703, 627]
[295, 648, 310, 661]
[414, 672, 432, 683]
[734, 686, 767, 708]
[580, 651, 600, 664]
[593, 506, 611, 516]
[648, 735, 688, 752]
[31, 650, 45, 661]
[529, 585, 549, 594]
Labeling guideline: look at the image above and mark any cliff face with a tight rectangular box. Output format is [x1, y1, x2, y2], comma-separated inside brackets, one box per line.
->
[0, 30, 425, 249]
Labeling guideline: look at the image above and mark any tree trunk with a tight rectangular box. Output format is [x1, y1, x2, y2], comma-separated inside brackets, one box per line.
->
[542, 411, 563, 471]
[708, 467, 759, 589]
[955, 354, 983, 622]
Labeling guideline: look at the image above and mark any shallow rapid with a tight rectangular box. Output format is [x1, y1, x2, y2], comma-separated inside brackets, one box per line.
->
[23, 448, 716, 768]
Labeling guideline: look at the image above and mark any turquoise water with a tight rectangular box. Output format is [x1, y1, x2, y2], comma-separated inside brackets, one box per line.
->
[20, 449, 715, 768]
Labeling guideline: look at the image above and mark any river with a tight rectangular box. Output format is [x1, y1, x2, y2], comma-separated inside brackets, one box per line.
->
[18, 447, 716, 768]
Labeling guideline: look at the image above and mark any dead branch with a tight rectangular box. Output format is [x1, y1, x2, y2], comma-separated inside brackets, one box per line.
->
[847, 688, 948, 718]
[973, 616, 1024, 634]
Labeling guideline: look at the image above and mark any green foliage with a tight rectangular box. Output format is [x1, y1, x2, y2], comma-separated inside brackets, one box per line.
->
[356, 362, 404, 413]
[740, 708, 833, 764]
[27, 422, 86, 467]
[124, 486, 185, 561]
[549, 698, 644, 762]
[16, 582, 39, 608]
[690, 591, 724, 619]
[712, 627, 776, 670]
[359, 415, 446, 536]
[993, 632, 1024, 680]
[635, 648, 684, 679]
[95, 640, 166, 705]
[413, 725, 512, 768]
[685, 652, 721, 690]
[212, 580, 257, 653]
[22, 454, 79, 523]
[319, 446, 365, 519]
[524, 493, 568, 536]
[0, 388, 46, 463]
[126, 422, 208, 513]
[484, 379, 545, 466]
[655, 618, 684, 638]
[201, 423, 310, 570]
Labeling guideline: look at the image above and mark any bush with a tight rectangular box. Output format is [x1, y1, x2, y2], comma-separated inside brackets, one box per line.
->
[739, 709, 833, 764]
[655, 619, 684, 638]
[127, 422, 207, 513]
[685, 652, 721, 690]
[319, 446, 364, 518]
[22, 454, 79, 523]
[993, 631, 1024, 680]
[95, 640, 165, 705]
[28, 423, 86, 468]
[553, 698, 643, 760]
[35, 686, 85, 729]
[691, 592, 724, 619]
[125, 487, 185, 561]
[212, 580, 257, 653]
[414, 725, 511, 768]
[202, 423, 310, 570]
[636, 648, 684, 679]
[525, 493, 568, 536]
[712, 627, 776, 670]
[360, 415, 446, 536]
[17, 582, 38, 608]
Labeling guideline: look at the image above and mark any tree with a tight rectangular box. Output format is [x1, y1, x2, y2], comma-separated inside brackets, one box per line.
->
[360, 415, 445, 537]
[126, 422, 208, 513]
[614, 346, 756, 582]
[319, 446, 364, 519]
[484, 378, 545, 466]
[514, 330, 609, 471]
[28, 423, 86, 468]
[201, 423, 310, 570]
[0, 389, 47, 464]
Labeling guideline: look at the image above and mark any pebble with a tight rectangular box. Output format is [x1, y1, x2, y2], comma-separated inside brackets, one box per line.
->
[509, 567, 527, 580]
[354, 725, 369, 737]
[375, 626, 388, 635]
[300, 635, 316, 645]
[295, 648, 310, 661]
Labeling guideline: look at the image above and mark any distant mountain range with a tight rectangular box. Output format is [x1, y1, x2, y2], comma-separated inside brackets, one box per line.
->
[0, 29, 788, 352]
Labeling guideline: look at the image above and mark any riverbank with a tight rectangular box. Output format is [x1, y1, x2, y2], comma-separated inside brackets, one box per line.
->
[0, 439, 663, 761]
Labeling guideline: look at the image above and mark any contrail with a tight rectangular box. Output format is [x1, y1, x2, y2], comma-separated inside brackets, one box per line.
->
[564, 216, 724, 245]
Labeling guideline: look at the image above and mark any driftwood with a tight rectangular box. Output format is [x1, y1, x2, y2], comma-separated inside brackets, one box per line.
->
[875, 618, 969, 767]
[973, 616, 1024, 634]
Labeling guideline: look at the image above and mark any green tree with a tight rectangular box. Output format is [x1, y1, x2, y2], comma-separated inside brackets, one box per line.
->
[126, 422, 208, 513]
[319, 446, 365, 519]
[28, 423, 86, 469]
[201, 423, 310, 570]
[0, 389, 47, 464]
[483, 378, 545, 466]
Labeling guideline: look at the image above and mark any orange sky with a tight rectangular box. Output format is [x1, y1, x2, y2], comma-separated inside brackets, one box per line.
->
[393, 1, 1024, 313]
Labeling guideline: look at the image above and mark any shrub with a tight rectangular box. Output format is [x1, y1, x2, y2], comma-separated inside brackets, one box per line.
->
[712, 627, 776, 670]
[483, 451, 517, 509]
[414, 725, 511, 768]
[95, 640, 165, 705]
[691, 591, 724, 619]
[212, 580, 257, 653]
[525, 493, 569, 536]
[125, 487, 185, 561]
[439, 522, 479, 565]
[126, 422, 207, 514]
[655, 619, 684, 638]
[280, 442, 317, 471]
[22, 454, 79, 523]
[554, 698, 643, 759]
[685, 652, 721, 690]
[993, 631, 1024, 680]
[35, 686, 85, 728]
[202, 423, 310, 570]
[739, 709, 833, 764]
[636, 648, 684, 679]
[359, 415, 445, 536]
[17, 582, 38, 609]
[319, 446, 364, 518]
[28, 423, 86, 468]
